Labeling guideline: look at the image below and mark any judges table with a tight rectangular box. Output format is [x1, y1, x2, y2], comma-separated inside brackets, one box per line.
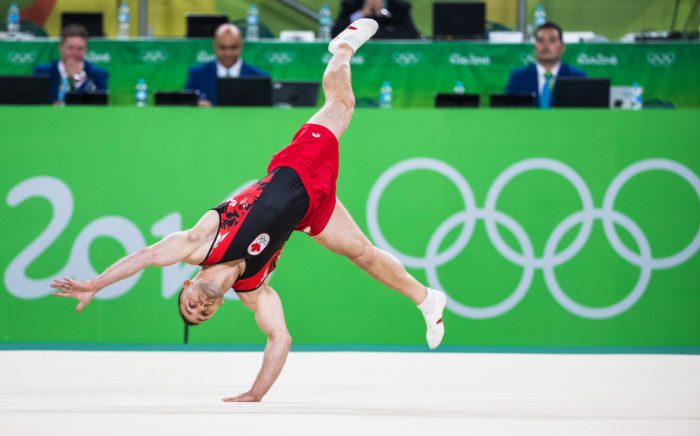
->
[0, 39, 699, 107]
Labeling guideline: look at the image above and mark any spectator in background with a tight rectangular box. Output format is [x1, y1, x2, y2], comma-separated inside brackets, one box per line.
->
[505, 22, 586, 108]
[33, 24, 108, 104]
[184, 23, 268, 107]
[332, 0, 419, 39]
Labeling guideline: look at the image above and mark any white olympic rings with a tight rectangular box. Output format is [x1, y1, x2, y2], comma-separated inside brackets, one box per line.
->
[367, 158, 700, 319]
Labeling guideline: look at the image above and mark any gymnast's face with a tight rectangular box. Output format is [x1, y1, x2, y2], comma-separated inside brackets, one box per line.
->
[178, 279, 224, 326]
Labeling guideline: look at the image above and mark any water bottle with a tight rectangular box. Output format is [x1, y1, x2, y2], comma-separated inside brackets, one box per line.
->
[246, 4, 259, 41]
[58, 77, 70, 106]
[630, 83, 643, 110]
[135, 78, 147, 107]
[453, 81, 465, 95]
[534, 3, 547, 28]
[318, 5, 332, 41]
[117, 1, 130, 39]
[6, 2, 20, 39]
[379, 81, 392, 109]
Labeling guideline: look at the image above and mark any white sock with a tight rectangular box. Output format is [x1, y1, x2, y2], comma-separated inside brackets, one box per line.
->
[417, 288, 436, 320]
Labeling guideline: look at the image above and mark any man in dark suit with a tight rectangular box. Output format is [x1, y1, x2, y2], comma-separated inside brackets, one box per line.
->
[33, 24, 108, 104]
[505, 22, 586, 108]
[184, 23, 268, 106]
[332, 0, 419, 39]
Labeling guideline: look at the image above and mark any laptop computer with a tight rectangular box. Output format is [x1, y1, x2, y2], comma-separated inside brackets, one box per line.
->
[217, 77, 272, 107]
[61, 12, 104, 37]
[64, 92, 108, 106]
[435, 93, 480, 108]
[490, 94, 535, 108]
[433, 2, 486, 40]
[154, 91, 200, 106]
[553, 77, 611, 108]
[186, 14, 229, 38]
[0, 76, 51, 104]
[272, 81, 320, 107]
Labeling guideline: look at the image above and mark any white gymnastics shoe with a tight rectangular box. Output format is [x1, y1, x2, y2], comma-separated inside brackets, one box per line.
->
[418, 288, 446, 349]
[328, 18, 379, 54]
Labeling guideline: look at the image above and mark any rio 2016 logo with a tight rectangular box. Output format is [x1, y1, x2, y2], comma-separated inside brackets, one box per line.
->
[4, 178, 255, 302]
[367, 158, 700, 319]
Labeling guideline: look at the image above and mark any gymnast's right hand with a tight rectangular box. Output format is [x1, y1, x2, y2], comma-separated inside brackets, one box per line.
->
[50, 277, 97, 313]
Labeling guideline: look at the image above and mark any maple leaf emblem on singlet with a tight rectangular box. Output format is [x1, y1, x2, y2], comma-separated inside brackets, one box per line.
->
[248, 233, 270, 256]
[219, 178, 270, 231]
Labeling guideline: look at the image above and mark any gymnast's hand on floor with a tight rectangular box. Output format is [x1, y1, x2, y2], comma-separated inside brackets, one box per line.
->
[50, 277, 97, 313]
[222, 391, 262, 402]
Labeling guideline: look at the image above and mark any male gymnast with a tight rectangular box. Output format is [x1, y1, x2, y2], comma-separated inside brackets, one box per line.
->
[51, 19, 447, 402]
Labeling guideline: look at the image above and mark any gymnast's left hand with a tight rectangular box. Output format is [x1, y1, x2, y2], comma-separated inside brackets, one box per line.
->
[50, 277, 97, 313]
[222, 391, 262, 402]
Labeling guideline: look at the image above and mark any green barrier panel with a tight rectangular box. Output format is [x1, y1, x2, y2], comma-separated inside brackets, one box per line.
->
[1, 108, 699, 350]
[1, 40, 699, 107]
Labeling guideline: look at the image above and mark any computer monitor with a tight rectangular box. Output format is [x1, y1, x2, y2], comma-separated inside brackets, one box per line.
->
[553, 77, 611, 108]
[0, 76, 51, 104]
[435, 93, 480, 108]
[186, 14, 229, 38]
[217, 77, 272, 107]
[154, 91, 200, 106]
[61, 12, 104, 37]
[433, 2, 486, 40]
[64, 92, 108, 106]
[490, 94, 535, 108]
[272, 81, 320, 107]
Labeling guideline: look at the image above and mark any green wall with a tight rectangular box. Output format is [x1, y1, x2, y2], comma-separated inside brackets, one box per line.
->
[1, 108, 699, 351]
[3, 40, 699, 107]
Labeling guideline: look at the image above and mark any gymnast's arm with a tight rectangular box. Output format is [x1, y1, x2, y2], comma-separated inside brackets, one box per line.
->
[50, 229, 203, 312]
[224, 283, 292, 402]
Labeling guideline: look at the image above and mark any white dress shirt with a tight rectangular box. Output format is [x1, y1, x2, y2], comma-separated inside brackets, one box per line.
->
[536, 61, 561, 95]
[216, 58, 243, 78]
[58, 60, 87, 88]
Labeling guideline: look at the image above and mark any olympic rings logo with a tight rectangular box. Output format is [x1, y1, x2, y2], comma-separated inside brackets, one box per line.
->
[646, 52, 676, 67]
[7, 51, 36, 64]
[367, 158, 700, 319]
[392, 52, 422, 66]
[139, 50, 169, 63]
[266, 51, 295, 65]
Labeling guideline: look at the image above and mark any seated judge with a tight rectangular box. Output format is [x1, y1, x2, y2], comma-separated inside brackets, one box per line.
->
[33, 24, 108, 104]
[332, 0, 420, 39]
[505, 22, 586, 108]
[184, 23, 268, 107]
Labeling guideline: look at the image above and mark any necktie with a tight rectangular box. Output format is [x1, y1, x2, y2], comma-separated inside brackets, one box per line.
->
[540, 71, 554, 108]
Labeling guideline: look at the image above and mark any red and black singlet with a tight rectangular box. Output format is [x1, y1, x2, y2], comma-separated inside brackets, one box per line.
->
[201, 167, 309, 291]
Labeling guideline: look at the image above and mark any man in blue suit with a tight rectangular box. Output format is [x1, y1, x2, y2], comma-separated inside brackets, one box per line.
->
[33, 24, 108, 104]
[184, 23, 269, 106]
[505, 22, 586, 108]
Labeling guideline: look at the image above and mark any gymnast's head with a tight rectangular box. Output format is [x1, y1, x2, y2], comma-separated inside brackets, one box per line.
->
[178, 279, 225, 326]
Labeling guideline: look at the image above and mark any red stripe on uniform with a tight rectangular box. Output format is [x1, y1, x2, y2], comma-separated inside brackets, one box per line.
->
[437, 318, 443, 324]
[348, 26, 357, 30]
